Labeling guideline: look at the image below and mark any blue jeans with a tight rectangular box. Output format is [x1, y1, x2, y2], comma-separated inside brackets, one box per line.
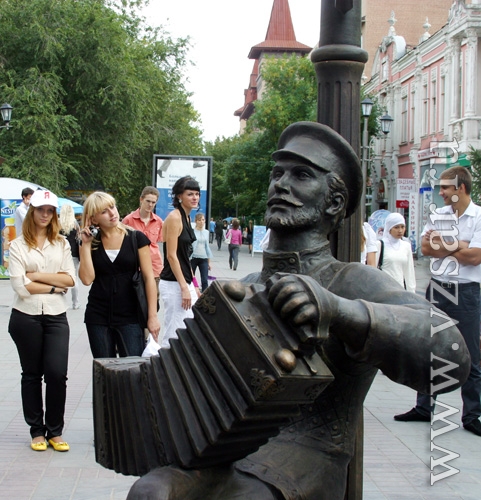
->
[228, 244, 240, 270]
[86, 323, 145, 358]
[191, 257, 209, 292]
[9, 309, 69, 439]
[416, 280, 481, 425]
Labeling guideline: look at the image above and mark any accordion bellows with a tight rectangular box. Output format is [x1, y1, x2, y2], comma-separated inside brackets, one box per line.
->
[93, 280, 334, 476]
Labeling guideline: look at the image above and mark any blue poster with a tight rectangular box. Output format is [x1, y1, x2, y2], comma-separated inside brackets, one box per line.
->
[252, 225, 267, 254]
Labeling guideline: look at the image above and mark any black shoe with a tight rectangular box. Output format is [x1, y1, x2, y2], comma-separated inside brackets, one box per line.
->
[394, 407, 430, 422]
[464, 419, 481, 436]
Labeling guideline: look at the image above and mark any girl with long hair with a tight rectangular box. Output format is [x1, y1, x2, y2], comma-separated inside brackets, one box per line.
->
[79, 192, 160, 358]
[159, 176, 200, 348]
[59, 204, 81, 309]
[8, 190, 75, 452]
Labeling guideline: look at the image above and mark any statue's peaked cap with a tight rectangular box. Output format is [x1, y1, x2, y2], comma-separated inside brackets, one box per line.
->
[272, 121, 362, 218]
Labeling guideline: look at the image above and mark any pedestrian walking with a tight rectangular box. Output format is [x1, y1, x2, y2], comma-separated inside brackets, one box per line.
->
[226, 218, 243, 271]
[209, 217, 215, 244]
[191, 213, 213, 292]
[214, 217, 224, 251]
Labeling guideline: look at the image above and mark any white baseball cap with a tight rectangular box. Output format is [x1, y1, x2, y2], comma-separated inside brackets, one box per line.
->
[30, 189, 59, 208]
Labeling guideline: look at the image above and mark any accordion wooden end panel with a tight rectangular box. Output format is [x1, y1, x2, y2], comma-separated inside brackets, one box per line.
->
[93, 280, 334, 476]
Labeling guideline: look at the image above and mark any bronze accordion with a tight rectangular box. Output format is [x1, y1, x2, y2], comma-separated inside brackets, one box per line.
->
[93, 280, 334, 476]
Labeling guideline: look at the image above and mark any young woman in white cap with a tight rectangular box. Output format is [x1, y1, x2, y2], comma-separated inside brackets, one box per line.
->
[8, 189, 76, 452]
[378, 212, 416, 293]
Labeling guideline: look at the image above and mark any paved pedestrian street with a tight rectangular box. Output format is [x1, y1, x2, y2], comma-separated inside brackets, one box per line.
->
[0, 245, 479, 499]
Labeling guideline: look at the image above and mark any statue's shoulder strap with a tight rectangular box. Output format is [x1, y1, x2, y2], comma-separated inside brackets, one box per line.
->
[318, 261, 363, 290]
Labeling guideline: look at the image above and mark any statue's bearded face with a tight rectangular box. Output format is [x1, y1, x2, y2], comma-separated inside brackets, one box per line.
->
[265, 159, 328, 231]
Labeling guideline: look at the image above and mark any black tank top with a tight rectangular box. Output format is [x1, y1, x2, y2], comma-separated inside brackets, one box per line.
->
[160, 206, 196, 284]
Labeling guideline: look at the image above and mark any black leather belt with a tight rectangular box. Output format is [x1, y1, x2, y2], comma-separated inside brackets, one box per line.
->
[432, 278, 475, 288]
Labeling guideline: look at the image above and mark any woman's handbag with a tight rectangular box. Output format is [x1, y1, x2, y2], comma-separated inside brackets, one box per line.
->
[131, 231, 149, 328]
[225, 230, 232, 245]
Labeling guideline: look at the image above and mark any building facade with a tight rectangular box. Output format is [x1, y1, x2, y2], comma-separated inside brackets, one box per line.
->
[364, 0, 481, 253]
[361, 0, 454, 79]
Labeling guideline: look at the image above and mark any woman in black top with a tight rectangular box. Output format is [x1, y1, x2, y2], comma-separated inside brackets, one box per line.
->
[159, 176, 200, 348]
[79, 192, 160, 358]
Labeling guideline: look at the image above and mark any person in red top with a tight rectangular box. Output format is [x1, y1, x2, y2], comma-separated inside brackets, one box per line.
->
[123, 187, 163, 293]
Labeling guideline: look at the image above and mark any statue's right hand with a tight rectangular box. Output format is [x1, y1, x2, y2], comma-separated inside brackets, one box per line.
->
[266, 273, 334, 344]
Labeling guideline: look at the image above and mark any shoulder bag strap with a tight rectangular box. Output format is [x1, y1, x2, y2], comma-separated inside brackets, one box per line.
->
[131, 230, 140, 269]
[377, 240, 384, 270]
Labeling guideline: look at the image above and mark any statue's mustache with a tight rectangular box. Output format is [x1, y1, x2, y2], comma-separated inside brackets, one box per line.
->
[267, 196, 304, 208]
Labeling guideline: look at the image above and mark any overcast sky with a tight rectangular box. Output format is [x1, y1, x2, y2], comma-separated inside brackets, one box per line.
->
[141, 0, 321, 142]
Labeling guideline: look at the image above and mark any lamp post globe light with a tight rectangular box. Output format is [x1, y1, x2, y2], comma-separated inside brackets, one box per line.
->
[361, 98, 373, 221]
[380, 113, 394, 135]
[0, 103, 13, 129]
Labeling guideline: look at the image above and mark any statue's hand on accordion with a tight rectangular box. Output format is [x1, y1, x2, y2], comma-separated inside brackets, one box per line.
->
[266, 273, 336, 347]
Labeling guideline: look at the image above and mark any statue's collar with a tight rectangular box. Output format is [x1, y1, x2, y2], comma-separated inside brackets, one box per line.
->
[260, 242, 335, 282]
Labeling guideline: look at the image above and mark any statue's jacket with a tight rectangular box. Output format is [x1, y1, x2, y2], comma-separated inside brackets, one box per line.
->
[235, 247, 470, 500]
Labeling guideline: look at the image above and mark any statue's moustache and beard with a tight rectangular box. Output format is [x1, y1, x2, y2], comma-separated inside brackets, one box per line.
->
[265, 199, 324, 232]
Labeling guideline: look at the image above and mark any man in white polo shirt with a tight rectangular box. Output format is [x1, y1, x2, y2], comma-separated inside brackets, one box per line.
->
[395, 166, 481, 436]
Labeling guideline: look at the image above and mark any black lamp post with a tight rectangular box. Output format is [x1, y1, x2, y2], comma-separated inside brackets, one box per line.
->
[361, 98, 374, 221]
[0, 103, 13, 129]
[312, 0, 367, 263]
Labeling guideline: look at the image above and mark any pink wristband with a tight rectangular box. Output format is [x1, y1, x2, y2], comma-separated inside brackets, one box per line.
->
[192, 277, 199, 288]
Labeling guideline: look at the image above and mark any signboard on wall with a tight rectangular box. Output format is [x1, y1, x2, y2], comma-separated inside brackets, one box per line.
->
[409, 192, 418, 254]
[396, 178, 416, 201]
[153, 155, 213, 222]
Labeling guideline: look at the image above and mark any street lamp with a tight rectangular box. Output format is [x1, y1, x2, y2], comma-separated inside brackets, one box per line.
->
[361, 98, 373, 221]
[380, 113, 394, 135]
[0, 103, 13, 129]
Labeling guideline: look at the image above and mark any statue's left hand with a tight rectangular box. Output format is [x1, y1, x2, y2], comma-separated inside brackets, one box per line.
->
[266, 273, 335, 344]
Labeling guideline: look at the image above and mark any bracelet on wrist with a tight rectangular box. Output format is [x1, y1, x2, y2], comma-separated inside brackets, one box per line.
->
[49, 286, 56, 294]
[191, 277, 199, 288]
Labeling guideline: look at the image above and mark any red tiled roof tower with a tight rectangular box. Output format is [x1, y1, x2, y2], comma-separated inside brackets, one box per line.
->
[235, 0, 312, 125]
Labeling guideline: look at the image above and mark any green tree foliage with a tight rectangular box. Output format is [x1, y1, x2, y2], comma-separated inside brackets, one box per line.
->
[467, 146, 481, 203]
[208, 54, 383, 221]
[247, 55, 318, 141]
[0, 0, 203, 212]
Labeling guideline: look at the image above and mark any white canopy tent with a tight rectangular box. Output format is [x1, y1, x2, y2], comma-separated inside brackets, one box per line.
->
[0, 177, 46, 199]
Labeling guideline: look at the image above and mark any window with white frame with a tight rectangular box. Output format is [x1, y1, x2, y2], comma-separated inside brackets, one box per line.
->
[431, 79, 437, 134]
[440, 75, 445, 132]
[422, 77, 429, 136]
[410, 85, 416, 141]
[401, 94, 408, 142]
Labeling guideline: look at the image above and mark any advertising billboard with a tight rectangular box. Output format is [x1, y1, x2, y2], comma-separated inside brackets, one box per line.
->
[1, 199, 20, 279]
[153, 155, 213, 222]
